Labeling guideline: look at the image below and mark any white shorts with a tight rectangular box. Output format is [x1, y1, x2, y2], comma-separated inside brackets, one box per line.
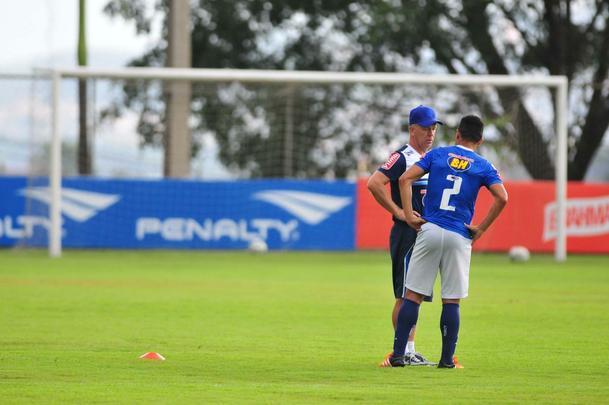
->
[405, 222, 472, 299]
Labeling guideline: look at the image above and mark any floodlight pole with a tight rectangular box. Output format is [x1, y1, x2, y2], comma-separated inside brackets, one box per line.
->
[50, 70, 62, 258]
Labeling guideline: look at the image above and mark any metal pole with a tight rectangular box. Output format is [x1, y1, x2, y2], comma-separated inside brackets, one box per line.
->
[165, 0, 192, 178]
[49, 71, 62, 257]
[284, 85, 294, 177]
[555, 78, 569, 262]
[77, 0, 91, 175]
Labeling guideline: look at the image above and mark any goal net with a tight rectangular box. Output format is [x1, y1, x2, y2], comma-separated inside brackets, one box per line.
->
[0, 68, 567, 259]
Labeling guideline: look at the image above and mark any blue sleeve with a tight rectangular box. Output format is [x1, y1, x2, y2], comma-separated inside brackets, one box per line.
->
[378, 152, 406, 181]
[483, 161, 503, 187]
[415, 149, 434, 173]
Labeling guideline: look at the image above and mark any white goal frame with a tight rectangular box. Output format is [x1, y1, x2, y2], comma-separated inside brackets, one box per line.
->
[48, 67, 569, 261]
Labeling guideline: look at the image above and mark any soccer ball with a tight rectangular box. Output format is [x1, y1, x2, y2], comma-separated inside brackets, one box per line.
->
[508, 246, 530, 262]
[248, 238, 268, 253]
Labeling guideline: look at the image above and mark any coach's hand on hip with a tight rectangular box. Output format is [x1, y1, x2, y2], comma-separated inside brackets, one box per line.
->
[406, 214, 426, 231]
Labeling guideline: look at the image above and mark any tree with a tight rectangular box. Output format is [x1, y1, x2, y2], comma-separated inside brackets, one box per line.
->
[104, 0, 379, 178]
[104, 0, 609, 180]
[364, 0, 609, 180]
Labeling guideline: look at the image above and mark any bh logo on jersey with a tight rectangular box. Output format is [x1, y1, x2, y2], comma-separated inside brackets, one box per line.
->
[447, 154, 473, 172]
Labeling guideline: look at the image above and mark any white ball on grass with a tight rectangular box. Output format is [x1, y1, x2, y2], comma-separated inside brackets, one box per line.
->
[508, 246, 530, 262]
[248, 238, 268, 253]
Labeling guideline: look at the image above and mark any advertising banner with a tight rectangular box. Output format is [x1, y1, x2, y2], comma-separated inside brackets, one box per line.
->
[0, 177, 356, 250]
[355, 179, 609, 253]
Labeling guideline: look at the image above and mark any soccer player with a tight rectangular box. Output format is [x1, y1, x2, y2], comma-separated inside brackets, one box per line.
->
[387, 115, 508, 368]
[368, 105, 442, 366]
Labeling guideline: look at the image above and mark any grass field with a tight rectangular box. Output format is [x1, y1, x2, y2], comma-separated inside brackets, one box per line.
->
[1, 250, 609, 404]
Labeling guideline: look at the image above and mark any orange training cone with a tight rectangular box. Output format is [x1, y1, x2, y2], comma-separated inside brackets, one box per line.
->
[139, 352, 166, 360]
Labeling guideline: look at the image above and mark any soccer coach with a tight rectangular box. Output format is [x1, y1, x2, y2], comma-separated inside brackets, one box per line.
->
[368, 105, 442, 366]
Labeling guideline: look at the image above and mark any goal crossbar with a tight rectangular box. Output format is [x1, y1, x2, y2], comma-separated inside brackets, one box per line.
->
[52, 66, 566, 87]
[47, 67, 568, 261]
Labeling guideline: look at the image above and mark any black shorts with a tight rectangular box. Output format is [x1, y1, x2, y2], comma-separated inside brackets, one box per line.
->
[389, 221, 433, 301]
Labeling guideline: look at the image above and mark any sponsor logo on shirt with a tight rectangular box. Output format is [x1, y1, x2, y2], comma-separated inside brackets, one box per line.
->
[382, 152, 401, 170]
[447, 154, 473, 172]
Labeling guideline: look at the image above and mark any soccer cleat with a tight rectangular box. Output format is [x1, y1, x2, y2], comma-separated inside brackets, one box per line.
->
[437, 356, 464, 369]
[379, 351, 394, 367]
[379, 352, 407, 367]
[406, 352, 436, 366]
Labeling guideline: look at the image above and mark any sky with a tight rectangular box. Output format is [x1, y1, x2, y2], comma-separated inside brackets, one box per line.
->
[0, 0, 160, 71]
[0, 0, 233, 179]
[0, 0, 168, 178]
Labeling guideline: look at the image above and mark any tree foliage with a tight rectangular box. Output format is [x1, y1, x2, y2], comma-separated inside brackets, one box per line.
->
[104, 0, 609, 180]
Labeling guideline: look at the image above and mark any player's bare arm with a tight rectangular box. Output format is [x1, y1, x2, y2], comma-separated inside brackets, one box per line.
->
[367, 171, 407, 222]
[398, 165, 427, 230]
[465, 183, 508, 242]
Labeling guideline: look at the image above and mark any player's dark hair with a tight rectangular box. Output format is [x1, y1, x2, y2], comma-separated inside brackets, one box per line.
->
[458, 115, 484, 142]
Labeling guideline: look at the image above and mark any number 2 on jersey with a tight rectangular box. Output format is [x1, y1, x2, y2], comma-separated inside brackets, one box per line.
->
[439, 175, 462, 211]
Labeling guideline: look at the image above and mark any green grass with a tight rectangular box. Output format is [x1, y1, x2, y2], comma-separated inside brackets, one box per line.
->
[1, 250, 608, 404]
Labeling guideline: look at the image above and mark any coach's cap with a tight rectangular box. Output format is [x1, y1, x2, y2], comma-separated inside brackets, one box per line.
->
[409, 105, 444, 127]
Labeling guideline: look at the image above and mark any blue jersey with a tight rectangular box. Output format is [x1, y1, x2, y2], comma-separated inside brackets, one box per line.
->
[378, 145, 428, 223]
[415, 145, 502, 239]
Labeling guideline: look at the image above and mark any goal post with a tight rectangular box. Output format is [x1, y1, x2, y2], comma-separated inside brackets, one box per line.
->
[48, 67, 569, 261]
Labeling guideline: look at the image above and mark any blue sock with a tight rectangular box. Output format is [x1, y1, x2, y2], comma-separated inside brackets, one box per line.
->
[440, 303, 460, 365]
[393, 299, 420, 356]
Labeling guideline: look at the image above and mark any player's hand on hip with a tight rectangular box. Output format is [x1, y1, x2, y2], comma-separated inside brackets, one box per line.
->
[406, 215, 426, 231]
[465, 223, 484, 242]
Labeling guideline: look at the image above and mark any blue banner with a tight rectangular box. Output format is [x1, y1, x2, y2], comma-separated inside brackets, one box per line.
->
[0, 176, 356, 250]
